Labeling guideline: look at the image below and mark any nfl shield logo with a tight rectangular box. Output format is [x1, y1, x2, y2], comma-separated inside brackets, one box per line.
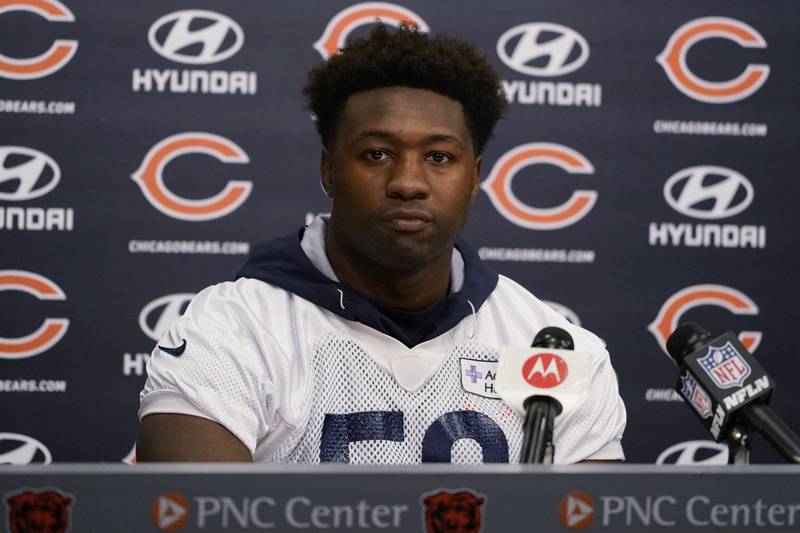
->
[680, 372, 712, 419]
[697, 341, 751, 389]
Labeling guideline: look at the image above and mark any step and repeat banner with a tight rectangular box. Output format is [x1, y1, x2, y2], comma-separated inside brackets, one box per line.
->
[1, 0, 798, 465]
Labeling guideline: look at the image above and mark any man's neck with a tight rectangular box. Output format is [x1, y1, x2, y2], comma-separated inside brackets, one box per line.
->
[324, 228, 452, 312]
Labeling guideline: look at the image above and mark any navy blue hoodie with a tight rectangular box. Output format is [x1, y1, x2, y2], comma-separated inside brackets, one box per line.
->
[236, 228, 498, 348]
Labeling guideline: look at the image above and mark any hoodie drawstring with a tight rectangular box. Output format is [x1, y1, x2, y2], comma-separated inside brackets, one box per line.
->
[336, 288, 346, 310]
[466, 299, 476, 339]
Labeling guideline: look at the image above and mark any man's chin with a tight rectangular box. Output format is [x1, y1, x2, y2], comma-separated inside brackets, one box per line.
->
[370, 241, 450, 271]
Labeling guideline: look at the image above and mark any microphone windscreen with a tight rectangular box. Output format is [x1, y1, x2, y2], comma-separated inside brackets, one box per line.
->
[531, 326, 574, 350]
[667, 322, 713, 363]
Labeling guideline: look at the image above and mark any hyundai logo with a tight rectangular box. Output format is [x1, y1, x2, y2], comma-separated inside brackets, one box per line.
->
[0, 433, 52, 465]
[656, 440, 728, 465]
[0, 147, 60, 201]
[139, 293, 194, 341]
[148, 10, 244, 65]
[664, 165, 754, 220]
[497, 22, 589, 77]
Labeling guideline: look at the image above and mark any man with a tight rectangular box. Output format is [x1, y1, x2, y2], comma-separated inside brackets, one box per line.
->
[137, 24, 626, 463]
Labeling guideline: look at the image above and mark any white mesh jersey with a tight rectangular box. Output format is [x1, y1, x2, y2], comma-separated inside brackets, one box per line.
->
[140, 222, 626, 464]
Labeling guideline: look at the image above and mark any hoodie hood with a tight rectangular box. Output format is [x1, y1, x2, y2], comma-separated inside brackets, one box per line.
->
[236, 220, 498, 348]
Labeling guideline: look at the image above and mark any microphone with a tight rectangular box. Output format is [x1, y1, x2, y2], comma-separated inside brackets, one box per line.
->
[496, 326, 593, 463]
[667, 322, 800, 463]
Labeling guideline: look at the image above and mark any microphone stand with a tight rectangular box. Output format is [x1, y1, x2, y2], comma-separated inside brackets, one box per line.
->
[738, 404, 800, 464]
[520, 396, 561, 464]
[726, 425, 750, 465]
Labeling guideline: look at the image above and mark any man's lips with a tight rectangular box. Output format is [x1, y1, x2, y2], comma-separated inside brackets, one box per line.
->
[381, 209, 433, 232]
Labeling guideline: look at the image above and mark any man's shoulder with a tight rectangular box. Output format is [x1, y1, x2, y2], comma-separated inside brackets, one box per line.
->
[487, 274, 607, 353]
[486, 274, 559, 320]
[182, 278, 304, 333]
[193, 277, 291, 306]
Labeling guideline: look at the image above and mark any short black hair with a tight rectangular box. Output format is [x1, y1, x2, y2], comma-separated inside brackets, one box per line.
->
[303, 23, 507, 155]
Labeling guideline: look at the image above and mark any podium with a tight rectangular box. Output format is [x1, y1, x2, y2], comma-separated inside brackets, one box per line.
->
[3, 464, 800, 531]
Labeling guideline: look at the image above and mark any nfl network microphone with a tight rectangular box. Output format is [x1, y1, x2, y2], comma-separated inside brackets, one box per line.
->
[667, 322, 800, 463]
[495, 327, 592, 463]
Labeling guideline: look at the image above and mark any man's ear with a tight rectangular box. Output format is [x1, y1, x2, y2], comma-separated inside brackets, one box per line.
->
[468, 155, 482, 202]
[320, 149, 333, 197]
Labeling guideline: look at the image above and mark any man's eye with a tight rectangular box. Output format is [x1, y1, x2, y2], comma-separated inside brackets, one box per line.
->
[367, 150, 389, 161]
[427, 152, 451, 164]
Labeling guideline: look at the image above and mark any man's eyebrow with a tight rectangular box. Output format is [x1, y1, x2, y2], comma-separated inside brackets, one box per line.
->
[354, 130, 464, 148]
[427, 134, 464, 148]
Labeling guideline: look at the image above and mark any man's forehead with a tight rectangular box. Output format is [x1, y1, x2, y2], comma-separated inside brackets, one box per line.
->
[337, 86, 471, 144]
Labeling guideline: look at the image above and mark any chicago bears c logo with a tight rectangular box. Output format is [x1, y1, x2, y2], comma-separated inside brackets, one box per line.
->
[0, 270, 68, 359]
[482, 143, 596, 230]
[5, 488, 73, 533]
[131, 133, 251, 221]
[0, 0, 77, 80]
[421, 489, 485, 533]
[313, 2, 429, 59]
[656, 17, 769, 104]
[648, 284, 761, 355]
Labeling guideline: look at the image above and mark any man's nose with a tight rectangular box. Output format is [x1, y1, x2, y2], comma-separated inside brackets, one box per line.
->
[386, 154, 430, 200]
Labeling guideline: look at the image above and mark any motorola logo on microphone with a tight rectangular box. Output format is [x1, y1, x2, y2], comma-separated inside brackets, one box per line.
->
[497, 22, 601, 106]
[522, 353, 568, 388]
[133, 10, 257, 95]
[649, 165, 765, 249]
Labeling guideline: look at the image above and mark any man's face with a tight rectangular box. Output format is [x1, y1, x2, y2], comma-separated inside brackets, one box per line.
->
[322, 87, 480, 271]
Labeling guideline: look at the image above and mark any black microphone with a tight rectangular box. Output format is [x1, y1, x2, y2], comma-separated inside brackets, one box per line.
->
[667, 322, 800, 463]
[519, 327, 574, 463]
